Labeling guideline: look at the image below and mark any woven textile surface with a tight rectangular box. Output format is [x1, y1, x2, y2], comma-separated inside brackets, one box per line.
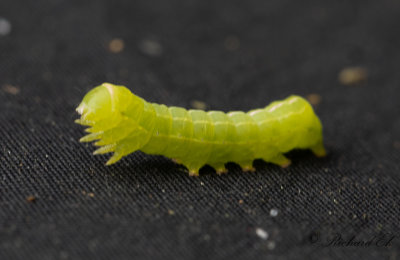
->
[1, 0, 400, 259]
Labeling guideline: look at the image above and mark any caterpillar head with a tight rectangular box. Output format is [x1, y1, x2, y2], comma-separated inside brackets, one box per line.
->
[76, 83, 135, 122]
[76, 83, 146, 164]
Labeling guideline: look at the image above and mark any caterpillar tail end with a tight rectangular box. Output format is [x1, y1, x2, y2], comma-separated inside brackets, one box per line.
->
[311, 142, 327, 158]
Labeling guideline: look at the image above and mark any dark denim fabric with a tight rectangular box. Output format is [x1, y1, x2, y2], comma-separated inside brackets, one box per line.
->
[1, 0, 399, 259]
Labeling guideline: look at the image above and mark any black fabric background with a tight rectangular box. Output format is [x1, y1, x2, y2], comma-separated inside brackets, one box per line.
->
[1, 0, 400, 259]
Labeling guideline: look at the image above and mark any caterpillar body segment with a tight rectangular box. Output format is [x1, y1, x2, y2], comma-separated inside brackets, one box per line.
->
[76, 83, 326, 176]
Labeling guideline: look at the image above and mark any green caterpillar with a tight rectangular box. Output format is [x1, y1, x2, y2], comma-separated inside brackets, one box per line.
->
[76, 83, 326, 176]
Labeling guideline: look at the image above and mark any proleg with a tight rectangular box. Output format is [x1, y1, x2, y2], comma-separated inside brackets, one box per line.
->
[76, 83, 326, 176]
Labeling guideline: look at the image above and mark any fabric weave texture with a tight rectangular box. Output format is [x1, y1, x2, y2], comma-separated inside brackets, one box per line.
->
[1, 0, 399, 259]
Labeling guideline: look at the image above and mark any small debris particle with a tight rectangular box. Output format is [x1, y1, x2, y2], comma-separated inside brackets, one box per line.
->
[0, 17, 11, 36]
[26, 195, 36, 203]
[2, 84, 20, 95]
[190, 100, 207, 110]
[267, 241, 276, 250]
[168, 209, 175, 215]
[108, 38, 125, 53]
[376, 223, 383, 231]
[238, 199, 244, 204]
[255, 228, 268, 240]
[328, 210, 332, 215]
[394, 141, 400, 149]
[224, 36, 240, 51]
[338, 66, 367, 85]
[333, 199, 338, 204]
[306, 94, 321, 106]
[270, 208, 278, 217]
[88, 192, 95, 197]
[139, 39, 163, 56]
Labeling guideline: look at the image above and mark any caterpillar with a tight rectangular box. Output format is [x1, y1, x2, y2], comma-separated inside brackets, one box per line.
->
[76, 83, 326, 176]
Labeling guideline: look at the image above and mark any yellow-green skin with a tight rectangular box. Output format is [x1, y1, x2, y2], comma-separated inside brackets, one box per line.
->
[76, 83, 326, 176]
